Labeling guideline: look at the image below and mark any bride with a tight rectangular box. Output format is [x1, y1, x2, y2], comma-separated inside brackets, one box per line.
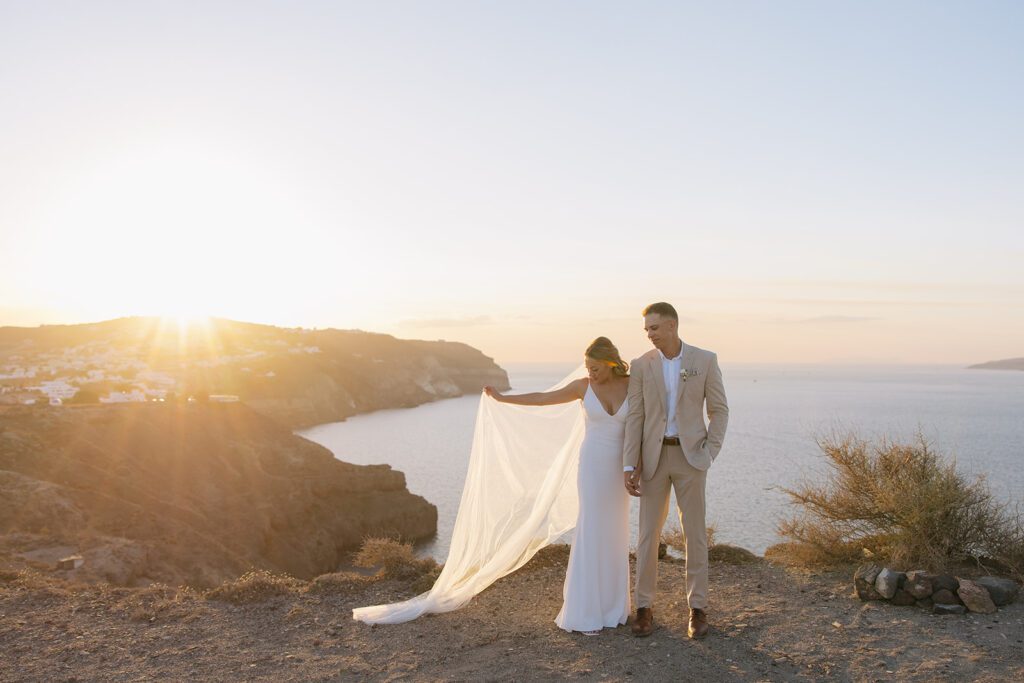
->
[352, 337, 632, 633]
[485, 336, 631, 634]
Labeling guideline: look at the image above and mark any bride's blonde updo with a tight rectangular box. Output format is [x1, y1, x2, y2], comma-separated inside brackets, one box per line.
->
[585, 337, 629, 377]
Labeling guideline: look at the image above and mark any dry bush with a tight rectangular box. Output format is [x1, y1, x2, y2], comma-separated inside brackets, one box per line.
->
[354, 538, 441, 591]
[121, 584, 200, 621]
[661, 524, 717, 551]
[661, 524, 757, 564]
[709, 544, 760, 564]
[1, 569, 67, 597]
[305, 571, 370, 595]
[778, 431, 1024, 574]
[205, 569, 303, 604]
[764, 541, 846, 568]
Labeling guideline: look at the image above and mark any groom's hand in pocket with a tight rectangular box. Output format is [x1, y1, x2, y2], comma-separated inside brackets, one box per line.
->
[624, 471, 641, 497]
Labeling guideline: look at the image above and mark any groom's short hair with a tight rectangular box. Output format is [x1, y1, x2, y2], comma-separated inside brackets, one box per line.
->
[642, 302, 678, 321]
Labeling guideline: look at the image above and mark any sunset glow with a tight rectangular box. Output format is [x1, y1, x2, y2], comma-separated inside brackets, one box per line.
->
[2, 3, 1022, 364]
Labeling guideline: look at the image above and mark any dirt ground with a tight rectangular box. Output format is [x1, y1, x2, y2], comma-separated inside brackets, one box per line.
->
[1, 548, 1022, 682]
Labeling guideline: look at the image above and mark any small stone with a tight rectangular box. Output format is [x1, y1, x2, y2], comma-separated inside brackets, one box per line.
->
[932, 589, 961, 606]
[875, 569, 904, 599]
[974, 577, 1020, 606]
[957, 579, 997, 614]
[932, 603, 966, 615]
[854, 564, 884, 601]
[933, 575, 959, 593]
[890, 589, 916, 607]
[903, 570, 934, 600]
[56, 556, 84, 570]
[916, 597, 934, 610]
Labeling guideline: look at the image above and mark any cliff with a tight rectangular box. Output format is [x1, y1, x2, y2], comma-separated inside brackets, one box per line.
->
[0, 402, 437, 588]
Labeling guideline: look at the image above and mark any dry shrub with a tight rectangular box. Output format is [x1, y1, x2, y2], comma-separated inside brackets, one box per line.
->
[778, 431, 1024, 574]
[661, 524, 717, 551]
[409, 570, 441, 594]
[661, 524, 757, 564]
[354, 538, 440, 590]
[3, 569, 66, 595]
[305, 571, 370, 595]
[709, 544, 759, 564]
[122, 584, 199, 621]
[764, 541, 841, 568]
[205, 569, 302, 604]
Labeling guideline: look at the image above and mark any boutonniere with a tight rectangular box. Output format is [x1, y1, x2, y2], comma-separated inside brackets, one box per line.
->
[680, 368, 700, 382]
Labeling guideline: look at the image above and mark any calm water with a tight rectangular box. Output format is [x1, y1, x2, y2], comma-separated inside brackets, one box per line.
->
[298, 364, 1024, 561]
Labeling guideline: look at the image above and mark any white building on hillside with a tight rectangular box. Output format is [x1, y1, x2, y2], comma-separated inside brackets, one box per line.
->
[32, 379, 78, 401]
[100, 389, 147, 403]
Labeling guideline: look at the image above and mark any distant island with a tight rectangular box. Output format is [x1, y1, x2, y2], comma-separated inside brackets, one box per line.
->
[0, 316, 511, 428]
[968, 357, 1024, 371]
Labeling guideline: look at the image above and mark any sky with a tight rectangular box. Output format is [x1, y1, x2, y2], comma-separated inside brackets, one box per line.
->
[1, 1, 1022, 364]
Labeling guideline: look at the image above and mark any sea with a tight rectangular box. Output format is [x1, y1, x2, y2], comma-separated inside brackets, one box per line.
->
[297, 363, 1024, 562]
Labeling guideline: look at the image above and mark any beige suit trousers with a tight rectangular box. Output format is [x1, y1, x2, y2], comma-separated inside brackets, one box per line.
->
[635, 443, 708, 610]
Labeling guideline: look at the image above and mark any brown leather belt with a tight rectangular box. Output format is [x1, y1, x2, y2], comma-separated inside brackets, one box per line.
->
[662, 436, 681, 446]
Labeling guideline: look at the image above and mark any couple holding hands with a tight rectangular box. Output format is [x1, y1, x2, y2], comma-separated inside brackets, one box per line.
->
[355, 301, 728, 641]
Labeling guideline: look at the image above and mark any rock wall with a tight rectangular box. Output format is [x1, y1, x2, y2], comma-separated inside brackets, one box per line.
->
[854, 564, 1019, 615]
[238, 332, 510, 429]
[0, 403, 437, 587]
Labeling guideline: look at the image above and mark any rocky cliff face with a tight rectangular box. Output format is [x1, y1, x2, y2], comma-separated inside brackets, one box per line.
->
[0, 403, 437, 588]
[241, 334, 510, 429]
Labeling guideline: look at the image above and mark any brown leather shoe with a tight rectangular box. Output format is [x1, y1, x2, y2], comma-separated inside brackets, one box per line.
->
[631, 607, 654, 637]
[688, 607, 709, 639]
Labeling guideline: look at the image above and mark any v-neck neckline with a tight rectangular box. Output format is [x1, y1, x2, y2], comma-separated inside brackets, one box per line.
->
[588, 382, 626, 417]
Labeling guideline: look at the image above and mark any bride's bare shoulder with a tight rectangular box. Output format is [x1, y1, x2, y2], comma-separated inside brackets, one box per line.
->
[566, 377, 589, 397]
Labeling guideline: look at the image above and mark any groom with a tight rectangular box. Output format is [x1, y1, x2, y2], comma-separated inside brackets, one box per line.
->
[623, 302, 729, 639]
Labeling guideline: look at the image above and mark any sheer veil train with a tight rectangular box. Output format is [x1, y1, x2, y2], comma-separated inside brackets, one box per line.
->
[352, 363, 592, 625]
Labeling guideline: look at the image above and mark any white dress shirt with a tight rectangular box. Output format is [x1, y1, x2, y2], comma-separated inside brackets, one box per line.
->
[659, 345, 683, 438]
[625, 344, 685, 474]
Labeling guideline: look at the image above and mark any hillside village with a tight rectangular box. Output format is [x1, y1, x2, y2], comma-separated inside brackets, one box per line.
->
[0, 337, 319, 406]
[0, 317, 509, 429]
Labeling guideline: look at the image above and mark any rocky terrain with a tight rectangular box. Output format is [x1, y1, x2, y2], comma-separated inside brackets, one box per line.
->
[1, 545, 1021, 682]
[0, 402, 437, 588]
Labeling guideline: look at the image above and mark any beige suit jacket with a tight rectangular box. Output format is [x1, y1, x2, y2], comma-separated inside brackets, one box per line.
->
[622, 343, 729, 478]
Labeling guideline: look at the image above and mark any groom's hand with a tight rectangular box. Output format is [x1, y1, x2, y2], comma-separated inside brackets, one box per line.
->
[624, 471, 641, 497]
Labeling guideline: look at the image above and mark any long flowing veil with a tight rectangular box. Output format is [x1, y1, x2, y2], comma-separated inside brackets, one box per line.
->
[352, 364, 589, 624]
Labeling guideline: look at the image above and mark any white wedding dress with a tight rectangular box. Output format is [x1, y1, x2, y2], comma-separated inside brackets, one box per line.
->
[555, 383, 631, 632]
[352, 363, 637, 627]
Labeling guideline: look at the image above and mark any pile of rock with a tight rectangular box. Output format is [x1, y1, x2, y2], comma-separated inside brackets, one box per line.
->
[854, 564, 1019, 615]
